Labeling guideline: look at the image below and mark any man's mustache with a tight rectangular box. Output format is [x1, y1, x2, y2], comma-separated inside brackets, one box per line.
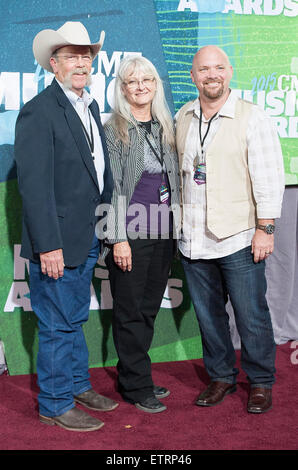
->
[69, 67, 90, 76]
[63, 67, 92, 89]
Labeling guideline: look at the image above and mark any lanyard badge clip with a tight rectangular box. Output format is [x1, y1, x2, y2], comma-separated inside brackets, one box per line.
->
[193, 108, 217, 186]
[145, 130, 170, 204]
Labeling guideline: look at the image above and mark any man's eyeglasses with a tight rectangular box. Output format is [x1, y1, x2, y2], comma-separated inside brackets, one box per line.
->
[56, 54, 93, 64]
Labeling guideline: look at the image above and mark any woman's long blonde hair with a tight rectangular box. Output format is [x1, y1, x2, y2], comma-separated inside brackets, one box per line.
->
[108, 55, 175, 149]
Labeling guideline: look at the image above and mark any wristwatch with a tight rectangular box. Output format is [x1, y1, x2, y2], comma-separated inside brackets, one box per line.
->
[256, 223, 275, 234]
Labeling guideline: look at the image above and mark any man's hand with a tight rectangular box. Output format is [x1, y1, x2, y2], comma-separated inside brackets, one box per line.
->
[251, 230, 274, 263]
[113, 241, 132, 272]
[40, 249, 64, 279]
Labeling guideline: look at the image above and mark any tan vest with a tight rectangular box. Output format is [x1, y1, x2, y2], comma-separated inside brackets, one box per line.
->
[176, 98, 257, 239]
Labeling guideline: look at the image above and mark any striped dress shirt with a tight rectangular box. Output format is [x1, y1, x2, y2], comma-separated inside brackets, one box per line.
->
[104, 118, 180, 244]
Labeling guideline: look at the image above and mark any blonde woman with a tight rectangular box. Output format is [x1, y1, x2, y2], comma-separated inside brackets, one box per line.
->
[104, 56, 180, 413]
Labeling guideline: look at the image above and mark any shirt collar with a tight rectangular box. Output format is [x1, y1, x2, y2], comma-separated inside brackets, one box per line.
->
[55, 78, 93, 108]
[187, 90, 239, 121]
[127, 113, 160, 130]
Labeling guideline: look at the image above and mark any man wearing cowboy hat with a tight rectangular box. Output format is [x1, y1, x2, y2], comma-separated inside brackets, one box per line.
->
[14, 22, 116, 432]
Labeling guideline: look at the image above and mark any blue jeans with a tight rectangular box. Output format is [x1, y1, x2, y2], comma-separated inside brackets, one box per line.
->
[181, 246, 276, 388]
[29, 236, 100, 417]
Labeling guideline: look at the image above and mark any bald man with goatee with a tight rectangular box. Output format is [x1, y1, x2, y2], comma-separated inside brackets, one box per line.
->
[176, 45, 284, 414]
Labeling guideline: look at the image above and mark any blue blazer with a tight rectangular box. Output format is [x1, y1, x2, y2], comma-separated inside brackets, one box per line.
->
[14, 78, 113, 267]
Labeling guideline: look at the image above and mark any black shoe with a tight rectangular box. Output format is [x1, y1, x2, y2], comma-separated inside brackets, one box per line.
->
[153, 385, 170, 399]
[196, 381, 237, 407]
[135, 396, 167, 413]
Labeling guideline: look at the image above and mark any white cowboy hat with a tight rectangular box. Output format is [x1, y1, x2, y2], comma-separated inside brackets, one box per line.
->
[33, 21, 105, 72]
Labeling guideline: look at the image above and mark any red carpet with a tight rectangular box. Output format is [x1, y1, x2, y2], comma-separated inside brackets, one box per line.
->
[0, 343, 297, 451]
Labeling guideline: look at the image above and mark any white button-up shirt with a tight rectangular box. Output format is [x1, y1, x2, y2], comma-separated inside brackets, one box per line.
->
[178, 91, 285, 260]
[56, 79, 105, 194]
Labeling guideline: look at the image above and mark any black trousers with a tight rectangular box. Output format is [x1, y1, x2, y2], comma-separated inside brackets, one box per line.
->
[106, 237, 174, 402]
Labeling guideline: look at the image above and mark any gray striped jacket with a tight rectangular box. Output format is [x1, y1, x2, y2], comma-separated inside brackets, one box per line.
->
[102, 118, 181, 248]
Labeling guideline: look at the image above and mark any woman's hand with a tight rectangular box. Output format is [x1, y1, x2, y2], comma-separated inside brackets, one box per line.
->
[113, 241, 132, 272]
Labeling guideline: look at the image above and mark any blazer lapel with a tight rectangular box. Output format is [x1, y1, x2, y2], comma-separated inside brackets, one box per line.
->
[52, 80, 99, 190]
[89, 99, 113, 190]
[89, 100, 102, 134]
[88, 100, 109, 160]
